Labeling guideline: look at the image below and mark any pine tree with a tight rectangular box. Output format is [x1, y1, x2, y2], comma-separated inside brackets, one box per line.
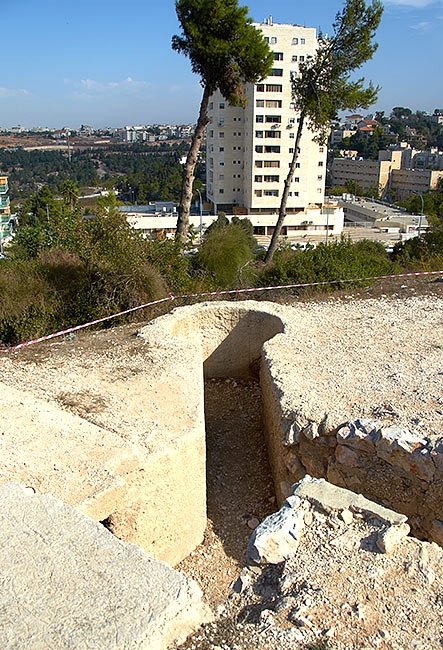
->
[264, 0, 383, 264]
[172, 0, 273, 243]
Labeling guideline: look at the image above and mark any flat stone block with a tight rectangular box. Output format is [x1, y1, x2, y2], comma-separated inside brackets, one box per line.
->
[0, 483, 209, 650]
[292, 475, 407, 525]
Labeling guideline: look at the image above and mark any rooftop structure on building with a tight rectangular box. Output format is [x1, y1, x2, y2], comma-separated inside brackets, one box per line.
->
[206, 18, 332, 233]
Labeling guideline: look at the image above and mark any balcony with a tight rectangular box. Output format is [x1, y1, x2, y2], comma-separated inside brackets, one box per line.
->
[0, 182, 8, 194]
[0, 195, 10, 209]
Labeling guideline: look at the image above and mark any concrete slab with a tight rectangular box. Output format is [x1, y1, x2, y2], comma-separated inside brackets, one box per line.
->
[0, 382, 141, 521]
[0, 483, 210, 650]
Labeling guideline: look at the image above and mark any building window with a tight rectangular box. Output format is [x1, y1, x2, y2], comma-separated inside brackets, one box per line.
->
[264, 190, 279, 196]
[219, 102, 225, 109]
[289, 148, 294, 153]
[264, 36, 269, 43]
[255, 161, 263, 168]
[289, 133, 295, 138]
[255, 131, 264, 138]
[273, 52, 283, 60]
[296, 162, 301, 168]
[288, 192, 292, 197]
[264, 175, 279, 182]
[269, 68, 283, 76]
[291, 71, 298, 78]
[265, 115, 281, 123]
[218, 118, 224, 126]
[318, 161, 324, 166]
[317, 188, 322, 193]
[256, 99, 264, 107]
[265, 130, 281, 138]
[266, 99, 282, 108]
[271, 37, 277, 44]
[265, 145, 280, 153]
[255, 190, 263, 197]
[319, 147, 324, 152]
[255, 175, 263, 182]
[219, 132, 224, 138]
[292, 37, 298, 45]
[317, 175, 323, 180]
[264, 160, 280, 168]
[256, 115, 264, 122]
[266, 84, 282, 92]
[299, 55, 305, 62]
[209, 130, 213, 137]
[255, 145, 263, 153]
[294, 191, 299, 196]
[210, 158, 213, 167]
[294, 177, 299, 182]
[219, 161, 224, 166]
[292, 55, 297, 62]
[219, 189, 224, 194]
[256, 84, 265, 92]
[209, 102, 213, 110]
[219, 174, 224, 180]
[219, 146, 224, 152]
[301, 38, 305, 44]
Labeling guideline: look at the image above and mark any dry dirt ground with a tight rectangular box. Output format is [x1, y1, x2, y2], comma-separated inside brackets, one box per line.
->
[1, 274, 443, 650]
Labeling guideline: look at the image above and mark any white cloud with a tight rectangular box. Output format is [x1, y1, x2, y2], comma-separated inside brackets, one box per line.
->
[410, 19, 432, 28]
[385, 0, 438, 6]
[78, 77, 149, 92]
[0, 87, 29, 98]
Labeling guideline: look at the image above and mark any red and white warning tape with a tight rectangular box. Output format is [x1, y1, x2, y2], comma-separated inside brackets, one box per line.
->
[1, 270, 442, 353]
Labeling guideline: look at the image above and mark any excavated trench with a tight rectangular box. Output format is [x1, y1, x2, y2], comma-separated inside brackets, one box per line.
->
[137, 301, 442, 567]
[176, 378, 277, 605]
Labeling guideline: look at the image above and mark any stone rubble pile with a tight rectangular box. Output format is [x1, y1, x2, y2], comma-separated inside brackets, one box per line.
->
[179, 475, 443, 650]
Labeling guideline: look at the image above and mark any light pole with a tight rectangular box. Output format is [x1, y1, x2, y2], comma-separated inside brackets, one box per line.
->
[413, 191, 424, 238]
[196, 189, 203, 245]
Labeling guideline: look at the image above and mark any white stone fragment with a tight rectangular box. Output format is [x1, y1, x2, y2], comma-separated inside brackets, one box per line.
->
[376, 523, 410, 554]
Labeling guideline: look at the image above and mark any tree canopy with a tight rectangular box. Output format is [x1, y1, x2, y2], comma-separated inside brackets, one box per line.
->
[172, 0, 273, 106]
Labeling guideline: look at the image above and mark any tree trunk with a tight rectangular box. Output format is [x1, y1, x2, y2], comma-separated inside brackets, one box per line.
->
[264, 112, 305, 265]
[176, 85, 211, 243]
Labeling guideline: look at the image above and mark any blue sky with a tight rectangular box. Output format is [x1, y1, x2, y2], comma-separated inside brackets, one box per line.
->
[1, 0, 442, 128]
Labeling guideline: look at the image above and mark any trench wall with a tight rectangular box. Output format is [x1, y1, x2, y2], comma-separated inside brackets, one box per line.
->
[260, 337, 443, 548]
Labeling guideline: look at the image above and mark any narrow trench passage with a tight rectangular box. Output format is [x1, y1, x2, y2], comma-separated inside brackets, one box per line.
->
[177, 377, 276, 607]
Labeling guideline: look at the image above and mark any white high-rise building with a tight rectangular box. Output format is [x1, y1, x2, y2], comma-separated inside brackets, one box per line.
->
[206, 18, 328, 221]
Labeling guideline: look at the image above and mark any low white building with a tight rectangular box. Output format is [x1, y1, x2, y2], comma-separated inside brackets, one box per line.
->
[122, 204, 344, 242]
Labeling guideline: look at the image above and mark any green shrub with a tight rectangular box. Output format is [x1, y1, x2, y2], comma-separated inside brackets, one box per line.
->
[392, 230, 443, 268]
[261, 237, 396, 289]
[196, 224, 255, 288]
[0, 259, 57, 345]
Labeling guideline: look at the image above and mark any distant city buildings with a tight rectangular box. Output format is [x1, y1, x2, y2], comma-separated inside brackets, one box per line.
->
[331, 141, 443, 201]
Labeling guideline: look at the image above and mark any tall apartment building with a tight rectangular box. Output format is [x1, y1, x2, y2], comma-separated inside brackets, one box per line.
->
[206, 19, 327, 216]
[0, 173, 11, 249]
